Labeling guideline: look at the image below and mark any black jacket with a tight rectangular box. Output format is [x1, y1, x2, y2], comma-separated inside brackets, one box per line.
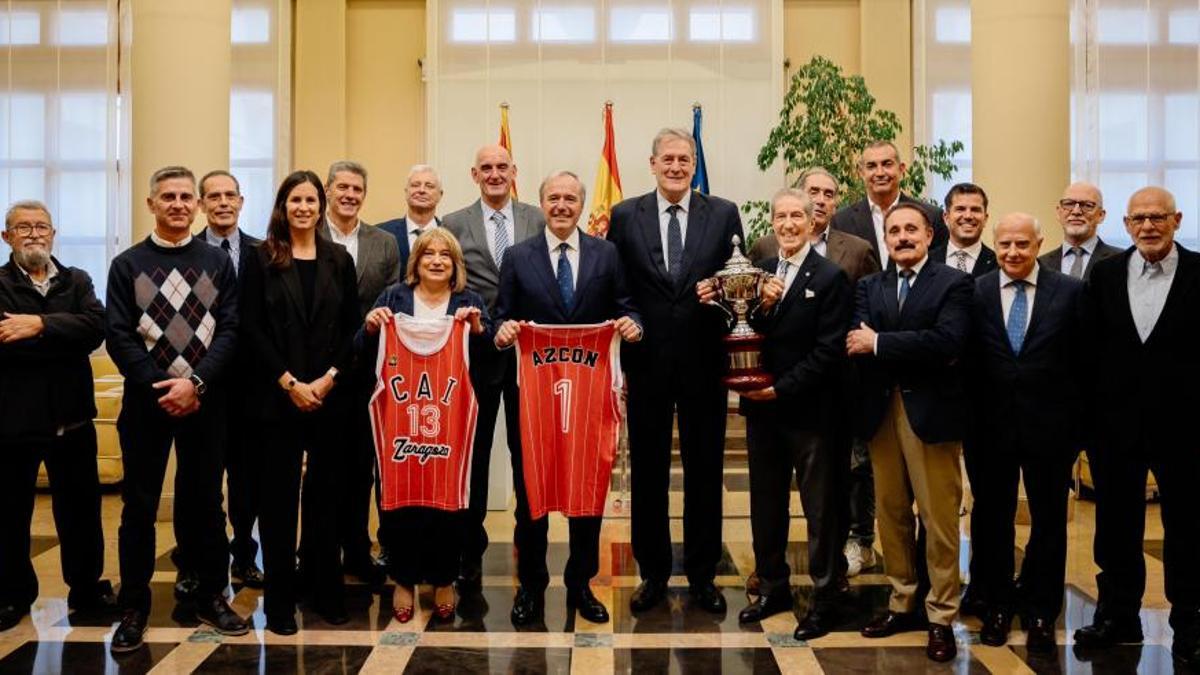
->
[0, 256, 105, 440]
[830, 194, 949, 270]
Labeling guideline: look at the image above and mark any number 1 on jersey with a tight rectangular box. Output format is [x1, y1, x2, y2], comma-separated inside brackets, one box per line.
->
[553, 378, 571, 434]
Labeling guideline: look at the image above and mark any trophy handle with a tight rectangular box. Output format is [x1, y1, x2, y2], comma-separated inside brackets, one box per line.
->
[701, 276, 736, 328]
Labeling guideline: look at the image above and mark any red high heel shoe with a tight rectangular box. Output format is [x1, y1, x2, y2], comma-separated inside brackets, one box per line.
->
[393, 605, 414, 623]
[434, 602, 455, 621]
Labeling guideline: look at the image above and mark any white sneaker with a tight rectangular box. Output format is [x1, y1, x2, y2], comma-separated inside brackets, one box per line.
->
[844, 540, 877, 577]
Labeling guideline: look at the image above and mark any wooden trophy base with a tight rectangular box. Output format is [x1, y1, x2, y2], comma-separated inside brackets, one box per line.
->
[721, 332, 775, 392]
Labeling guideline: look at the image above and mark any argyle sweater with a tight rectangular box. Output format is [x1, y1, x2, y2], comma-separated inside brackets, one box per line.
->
[105, 236, 238, 391]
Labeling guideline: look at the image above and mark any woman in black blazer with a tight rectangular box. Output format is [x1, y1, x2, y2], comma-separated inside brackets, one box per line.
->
[240, 170, 361, 635]
[359, 228, 488, 623]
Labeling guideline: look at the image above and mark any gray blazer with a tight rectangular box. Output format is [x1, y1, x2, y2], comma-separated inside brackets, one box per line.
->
[1038, 237, 1122, 281]
[442, 199, 546, 310]
[319, 219, 401, 317]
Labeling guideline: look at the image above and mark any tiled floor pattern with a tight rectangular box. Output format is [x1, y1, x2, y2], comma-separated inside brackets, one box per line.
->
[0, 450, 1185, 674]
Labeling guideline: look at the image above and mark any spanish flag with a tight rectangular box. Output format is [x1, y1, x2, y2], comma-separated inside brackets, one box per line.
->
[499, 102, 518, 201]
[586, 102, 623, 237]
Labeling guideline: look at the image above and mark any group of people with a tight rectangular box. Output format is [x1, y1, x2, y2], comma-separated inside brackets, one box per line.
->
[0, 129, 1194, 669]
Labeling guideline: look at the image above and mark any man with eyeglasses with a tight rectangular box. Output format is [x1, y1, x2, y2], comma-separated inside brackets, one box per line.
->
[1075, 187, 1200, 670]
[1038, 182, 1121, 280]
[0, 200, 116, 632]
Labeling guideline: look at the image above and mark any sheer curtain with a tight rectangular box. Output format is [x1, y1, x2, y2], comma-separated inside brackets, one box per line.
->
[1, 0, 119, 298]
[229, 0, 289, 238]
[426, 0, 783, 214]
[1072, 0, 1200, 248]
[913, 0, 972, 203]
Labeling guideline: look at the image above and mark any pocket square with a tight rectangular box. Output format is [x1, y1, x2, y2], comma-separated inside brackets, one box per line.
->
[805, 289, 816, 298]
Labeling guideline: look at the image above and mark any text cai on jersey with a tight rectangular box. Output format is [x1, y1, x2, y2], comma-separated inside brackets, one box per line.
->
[531, 346, 601, 368]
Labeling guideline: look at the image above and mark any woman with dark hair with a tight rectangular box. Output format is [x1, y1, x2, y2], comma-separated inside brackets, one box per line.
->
[240, 170, 361, 634]
[359, 227, 488, 622]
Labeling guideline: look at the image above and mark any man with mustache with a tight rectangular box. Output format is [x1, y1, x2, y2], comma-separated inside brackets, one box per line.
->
[1039, 182, 1121, 280]
[1075, 187, 1200, 671]
[846, 203, 972, 662]
[378, 165, 445, 270]
[0, 200, 115, 632]
[831, 141, 949, 270]
[930, 183, 997, 277]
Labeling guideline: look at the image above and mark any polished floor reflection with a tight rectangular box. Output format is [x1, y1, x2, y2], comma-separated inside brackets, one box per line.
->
[0, 437, 1183, 674]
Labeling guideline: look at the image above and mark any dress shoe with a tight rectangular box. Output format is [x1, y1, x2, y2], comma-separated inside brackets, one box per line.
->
[567, 587, 609, 624]
[173, 570, 201, 604]
[110, 609, 148, 654]
[738, 593, 793, 624]
[861, 611, 925, 638]
[688, 582, 727, 614]
[927, 623, 957, 662]
[745, 572, 762, 596]
[68, 580, 118, 612]
[0, 605, 29, 632]
[231, 561, 265, 589]
[456, 571, 482, 595]
[1073, 616, 1143, 647]
[195, 595, 249, 636]
[979, 608, 1012, 647]
[629, 579, 668, 612]
[344, 556, 386, 586]
[316, 603, 349, 626]
[266, 613, 299, 636]
[510, 587, 545, 626]
[1025, 616, 1057, 654]
[794, 608, 836, 641]
[959, 585, 989, 618]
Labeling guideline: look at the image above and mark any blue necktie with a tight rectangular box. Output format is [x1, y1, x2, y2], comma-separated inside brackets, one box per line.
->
[1007, 279, 1028, 353]
[557, 242, 574, 311]
[666, 204, 683, 280]
[898, 269, 913, 311]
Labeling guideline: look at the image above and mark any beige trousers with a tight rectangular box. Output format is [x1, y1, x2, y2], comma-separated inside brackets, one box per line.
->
[868, 390, 963, 626]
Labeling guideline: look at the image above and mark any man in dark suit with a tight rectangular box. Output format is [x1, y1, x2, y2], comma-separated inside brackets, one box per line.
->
[929, 182, 997, 278]
[318, 160, 400, 584]
[1075, 187, 1200, 670]
[965, 212, 1083, 653]
[607, 128, 744, 614]
[846, 203, 972, 662]
[831, 141, 948, 269]
[377, 164, 443, 271]
[493, 170, 642, 626]
[1038, 182, 1121, 280]
[443, 144, 546, 592]
[191, 170, 264, 591]
[702, 188, 852, 639]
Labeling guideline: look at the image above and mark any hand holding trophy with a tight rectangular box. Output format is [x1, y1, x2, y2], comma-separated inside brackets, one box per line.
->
[699, 235, 775, 392]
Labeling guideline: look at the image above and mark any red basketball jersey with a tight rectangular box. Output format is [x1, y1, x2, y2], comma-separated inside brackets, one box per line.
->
[369, 315, 478, 511]
[515, 323, 623, 518]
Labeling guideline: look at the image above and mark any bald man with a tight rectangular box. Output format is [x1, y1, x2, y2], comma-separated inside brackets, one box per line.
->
[1038, 182, 1121, 280]
[1075, 188, 1200, 670]
[442, 145, 546, 593]
[964, 213, 1084, 653]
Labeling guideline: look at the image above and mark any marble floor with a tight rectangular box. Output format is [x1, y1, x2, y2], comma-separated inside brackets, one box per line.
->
[0, 429, 1183, 674]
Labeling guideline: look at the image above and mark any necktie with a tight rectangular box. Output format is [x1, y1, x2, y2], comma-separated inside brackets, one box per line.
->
[556, 242, 574, 311]
[955, 249, 969, 272]
[410, 228, 421, 247]
[898, 269, 913, 311]
[815, 232, 827, 256]
[491, 211, 509, 269]
[776, 259, 791, 279]
[666, 204, 683, 280]
[1007, 279, 1028, 353]
[1068, 246, 1085, 278]
[220, 238, 231, 253]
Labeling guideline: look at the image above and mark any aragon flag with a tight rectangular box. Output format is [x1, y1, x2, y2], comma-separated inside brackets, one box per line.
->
[499, 102, 518, 201]
[586, 102, 623, 237]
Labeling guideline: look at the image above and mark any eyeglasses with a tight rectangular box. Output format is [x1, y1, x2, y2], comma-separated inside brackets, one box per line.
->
[1058, 199, 1099, 214]
[1125, 213, 1173, 227]
[8, 222, 53, 236]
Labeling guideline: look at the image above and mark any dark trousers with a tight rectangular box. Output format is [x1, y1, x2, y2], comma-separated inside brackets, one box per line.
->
[965, 444, 1074, 620]
[337, 402, 377, 566]
[627, 367, 727, 585]
[746, 410, 844, 602]
[116, 396, 228, 613]
[258, 413, 347, 618]
[1090, 444, 1200, 632]
[0, 425, 105, 608]
[846, 438, 876, 545]
[379, 508, 460, 587]
[226, 402, 261, 566]
[459, 353, 522, 576]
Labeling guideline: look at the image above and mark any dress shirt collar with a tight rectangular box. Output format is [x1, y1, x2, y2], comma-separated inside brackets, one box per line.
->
[947, 239, 983, 261]
[656, 189, 692, 215]
[778, 242, 811, 268]
[16, 257, 58, 289]
[327, 217, 361, 240]
[999, 262, 1040, 288]
[1064, 235, 1099, 255]
[545, 226, 581, 254]
[482, 200, 514, 225]
[205, 227, 239, 249]
[150, 231, 193, 248]
[869, 193, 901, 216]
[897, 254, 929, 279]
[1131, 243, 1179, 277]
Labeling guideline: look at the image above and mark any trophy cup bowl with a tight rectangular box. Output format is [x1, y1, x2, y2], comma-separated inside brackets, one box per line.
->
[706, 236, 775, 392]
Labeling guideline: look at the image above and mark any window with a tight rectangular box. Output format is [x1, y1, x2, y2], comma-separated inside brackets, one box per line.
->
[915, 0, 973, 203]
[609, 7, 672, 42]
[451, 7, 516, 42]
[689, 7, 754, 42]
[532, 7, 595, 43]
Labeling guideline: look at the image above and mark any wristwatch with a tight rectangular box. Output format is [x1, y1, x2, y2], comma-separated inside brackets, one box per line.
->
[189, 373, 207, 396]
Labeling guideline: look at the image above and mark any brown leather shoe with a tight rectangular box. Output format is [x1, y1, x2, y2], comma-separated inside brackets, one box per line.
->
[926, 623, 957, 662]
[861, 611, 925, 638]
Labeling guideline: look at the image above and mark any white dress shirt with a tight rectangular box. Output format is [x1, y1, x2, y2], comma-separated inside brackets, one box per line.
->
[656, 189, 692, 273]
[812, 229, 829, 257]
[150, 231, 193, 248]
[1060, 236, 1099, 275]
[946, 239, 983, 274]
[869, 194, 900, 265]
[327, 218, 362, 265]
[1127, 244, 1178, 342]
[482, 201, 516, 264]
[546, 227, 580, 287]
[774, 243, 810, 295]
[999, 264, 1039, 333]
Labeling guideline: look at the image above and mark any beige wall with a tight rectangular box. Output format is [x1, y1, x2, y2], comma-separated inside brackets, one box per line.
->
[784, 0, 861, 78]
